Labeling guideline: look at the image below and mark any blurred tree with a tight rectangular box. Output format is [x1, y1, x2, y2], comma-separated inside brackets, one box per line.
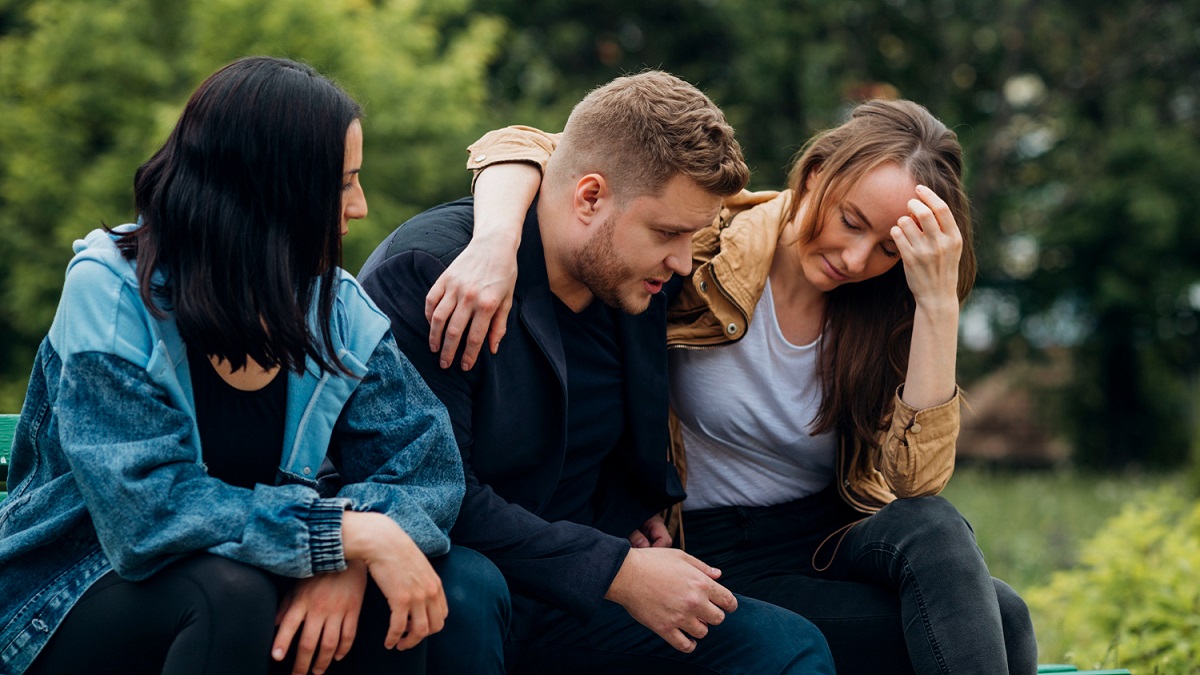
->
[0, 0, 503, 409]
[2, 0, 1197, 466]
[471, 0, 738, 142]
[989, 1, 1200, 467]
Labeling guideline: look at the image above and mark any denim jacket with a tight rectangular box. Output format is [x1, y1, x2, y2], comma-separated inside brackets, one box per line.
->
[0, 226, 464, 674]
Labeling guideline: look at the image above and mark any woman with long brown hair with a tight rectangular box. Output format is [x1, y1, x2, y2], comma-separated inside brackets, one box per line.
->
[422, 97, 1036, 673]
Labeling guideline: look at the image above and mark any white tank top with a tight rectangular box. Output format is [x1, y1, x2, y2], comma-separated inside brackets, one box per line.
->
[669, 279, 836, 511]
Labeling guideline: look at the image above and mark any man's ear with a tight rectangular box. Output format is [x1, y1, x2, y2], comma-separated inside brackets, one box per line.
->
[572, 173, 610, 226]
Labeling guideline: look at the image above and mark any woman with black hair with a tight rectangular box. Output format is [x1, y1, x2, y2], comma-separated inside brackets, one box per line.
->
[0, 56, 506, 675]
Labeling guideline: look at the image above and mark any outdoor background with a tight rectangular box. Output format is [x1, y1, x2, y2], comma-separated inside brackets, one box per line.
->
[1, 0, 1197, 670]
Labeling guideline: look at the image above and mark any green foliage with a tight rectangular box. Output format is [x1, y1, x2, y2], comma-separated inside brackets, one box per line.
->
[0, 0, 503, 410]
[941, 467, 1173, 594]
[1026, 489, 1200, 672]
[2, 0, 1198, 468]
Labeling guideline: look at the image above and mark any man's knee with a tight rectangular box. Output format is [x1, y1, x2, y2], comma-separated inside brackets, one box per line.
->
[710, 595, 835, 674]
[437, 545, 511, 628]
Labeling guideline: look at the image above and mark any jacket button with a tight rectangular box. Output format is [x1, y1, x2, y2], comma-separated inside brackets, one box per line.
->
[475, 153, 487, 162]
[699, 281, 708, 292]
[31, 618, 48, 632]
[910, 422, 923, 434]
[726, 323, 738, 335]
[303, 466, 312, 475]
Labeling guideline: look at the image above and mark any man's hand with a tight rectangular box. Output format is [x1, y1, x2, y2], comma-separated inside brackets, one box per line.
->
[605, 547, 738, 653]
[342, 511, 449, 651]
[628, 514, 672, 548]
[273, 562, 368, 675]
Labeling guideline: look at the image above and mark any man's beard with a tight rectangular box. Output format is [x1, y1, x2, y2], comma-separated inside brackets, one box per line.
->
[571, 214, 651, 315]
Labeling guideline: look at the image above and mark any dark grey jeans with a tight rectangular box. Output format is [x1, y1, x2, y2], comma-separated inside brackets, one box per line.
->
[684, 488, 1037, 675]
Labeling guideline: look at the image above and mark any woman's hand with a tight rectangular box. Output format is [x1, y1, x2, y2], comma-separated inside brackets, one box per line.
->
[342, 511, 448, 651]
[890, 184, 963, 311]
[425, 234, 518, 371]
[425, 161, 540, 371]
[273, 562, 368, 675]
[628, 514, 672, 548]
[891, 184, 962, 409]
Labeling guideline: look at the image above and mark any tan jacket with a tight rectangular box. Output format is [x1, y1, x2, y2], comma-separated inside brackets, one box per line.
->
[467, 127, 961, 519]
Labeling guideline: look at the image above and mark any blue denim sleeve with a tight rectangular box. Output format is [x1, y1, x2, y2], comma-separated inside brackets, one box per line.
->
[331, 332, 464, 556]
[57, 351, 352, 580]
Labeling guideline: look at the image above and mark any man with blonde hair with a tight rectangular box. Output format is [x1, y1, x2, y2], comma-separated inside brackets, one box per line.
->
[360, 71, 833, 673]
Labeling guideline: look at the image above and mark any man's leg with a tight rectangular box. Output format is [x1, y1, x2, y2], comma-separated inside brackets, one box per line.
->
[425, 545, 511, 675]
[508, 593, 833, 675]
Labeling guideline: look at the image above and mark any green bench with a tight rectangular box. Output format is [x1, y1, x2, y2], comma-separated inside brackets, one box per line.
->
[0, 413, 1134, 673]
[0, 413, 14, 501]
[1036, 662, 1128, 667]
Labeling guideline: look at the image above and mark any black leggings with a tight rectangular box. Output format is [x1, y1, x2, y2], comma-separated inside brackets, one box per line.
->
[26, 555, 425, 675]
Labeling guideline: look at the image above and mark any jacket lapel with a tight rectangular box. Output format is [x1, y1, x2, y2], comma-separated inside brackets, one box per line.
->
[514, 204, 568, 395]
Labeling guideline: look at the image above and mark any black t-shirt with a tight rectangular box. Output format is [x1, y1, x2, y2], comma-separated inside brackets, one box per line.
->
[541, 296, 626, 524]
[186, 345, 287, 489]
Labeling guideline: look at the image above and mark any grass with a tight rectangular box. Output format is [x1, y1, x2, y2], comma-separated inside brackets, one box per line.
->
[941, 465, 1181, 595]
[943, 465, 1196, 668]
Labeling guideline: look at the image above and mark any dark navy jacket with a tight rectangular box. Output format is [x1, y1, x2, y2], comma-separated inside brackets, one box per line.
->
[359, 198, 685, 626]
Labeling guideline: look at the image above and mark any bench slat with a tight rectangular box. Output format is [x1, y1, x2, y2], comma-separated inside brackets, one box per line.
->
[1, 413, 17, 499]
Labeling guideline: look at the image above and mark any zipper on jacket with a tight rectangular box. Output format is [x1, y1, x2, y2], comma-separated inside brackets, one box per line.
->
[667, 269, 751, 351]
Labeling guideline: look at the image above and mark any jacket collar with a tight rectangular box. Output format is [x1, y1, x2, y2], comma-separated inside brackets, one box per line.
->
[513, 200, 670, 454]
[707, 189, 792, 320]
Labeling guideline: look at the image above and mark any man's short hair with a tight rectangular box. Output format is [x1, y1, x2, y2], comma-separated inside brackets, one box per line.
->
[551, 70, 748, 200]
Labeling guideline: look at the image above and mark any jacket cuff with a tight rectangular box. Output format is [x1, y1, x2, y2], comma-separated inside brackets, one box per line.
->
[466, 126, 557, 191]
[583, 535, 635, 619]
[891, 385, 960, 439]
[884, 386, 960, 497]
[308, 497, 353, 574]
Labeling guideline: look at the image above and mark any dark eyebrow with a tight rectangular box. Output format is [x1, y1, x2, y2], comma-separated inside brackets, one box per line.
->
[654, 221, 706, 234]
[845, 202, 878, 232]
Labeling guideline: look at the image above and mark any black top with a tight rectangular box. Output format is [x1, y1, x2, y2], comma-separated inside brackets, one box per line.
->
[542, 296, 625, 524]
[187, 345, 287, 489]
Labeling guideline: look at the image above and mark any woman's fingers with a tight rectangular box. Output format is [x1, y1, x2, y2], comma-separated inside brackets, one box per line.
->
[915, 184, 960, 238]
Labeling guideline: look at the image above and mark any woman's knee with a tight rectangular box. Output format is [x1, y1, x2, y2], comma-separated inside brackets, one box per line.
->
[871, 496, 976, 552]
[427, 546, 510, 674]
[170, 555, 279, 621]
[993, 578, 1038, 670]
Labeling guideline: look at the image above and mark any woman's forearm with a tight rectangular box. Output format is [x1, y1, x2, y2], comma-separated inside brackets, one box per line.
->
[471, 161, 541, 249]
[900, 302, 959, 410]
